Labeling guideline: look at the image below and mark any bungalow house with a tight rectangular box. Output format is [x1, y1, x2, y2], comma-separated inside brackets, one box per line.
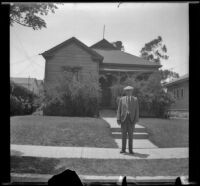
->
[163, 73, 189, 118]
[40, 37, 161, 108]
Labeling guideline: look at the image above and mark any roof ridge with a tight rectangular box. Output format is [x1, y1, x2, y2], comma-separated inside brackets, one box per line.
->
[93, 48, 161, 66]
[90, 38, 117, 50]
[40, 37, 103, 61]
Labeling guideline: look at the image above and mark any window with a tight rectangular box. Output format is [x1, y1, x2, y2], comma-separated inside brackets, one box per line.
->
[177, 89, 179, 99]
[174, 89, 176, 99]
[73, 71, 79, 81]
[181, 88, 184, 98]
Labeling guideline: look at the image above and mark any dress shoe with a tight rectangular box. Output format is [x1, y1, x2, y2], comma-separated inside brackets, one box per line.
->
[129, 151, 134, 154]
[120, 150, 126, 154]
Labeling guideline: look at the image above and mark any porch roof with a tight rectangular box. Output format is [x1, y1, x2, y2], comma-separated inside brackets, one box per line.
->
[93, 49, 162, 68]
[100, 68, 155, 72]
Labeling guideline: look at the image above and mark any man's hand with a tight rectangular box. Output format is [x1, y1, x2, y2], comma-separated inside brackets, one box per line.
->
[117, 120, 121, 125]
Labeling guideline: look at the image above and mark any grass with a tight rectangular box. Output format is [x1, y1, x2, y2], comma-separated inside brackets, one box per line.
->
[139, 118, 189, 148]
[11, 156, 188, 177]
[10, 116, 117, 148]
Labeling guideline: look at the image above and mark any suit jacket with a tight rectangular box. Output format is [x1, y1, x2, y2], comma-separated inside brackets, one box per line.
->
[117, 96, 139, 124]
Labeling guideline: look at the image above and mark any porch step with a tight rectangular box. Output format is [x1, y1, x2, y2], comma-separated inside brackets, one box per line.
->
[110, 127, 146, 133]
[112, 132, 149, 139]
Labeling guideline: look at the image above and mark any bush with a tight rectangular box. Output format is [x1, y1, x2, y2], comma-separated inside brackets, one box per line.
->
[10, 81, 39, 116]
[110, 72, 175, 118]
[43, 72, 101, 117]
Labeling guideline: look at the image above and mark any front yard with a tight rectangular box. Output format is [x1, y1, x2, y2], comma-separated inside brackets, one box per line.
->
[10, 115, 188, 177]
[11, 116, 117, 148]
[139, 118, 189, 148]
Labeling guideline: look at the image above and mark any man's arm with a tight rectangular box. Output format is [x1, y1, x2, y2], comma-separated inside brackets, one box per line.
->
[134, 98, 139, 124]
[117, 97, 122, 124]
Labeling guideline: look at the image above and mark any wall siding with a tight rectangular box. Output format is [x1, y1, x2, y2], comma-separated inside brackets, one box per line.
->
[167, 81, 189, 111]
[44, 43, 99, 87]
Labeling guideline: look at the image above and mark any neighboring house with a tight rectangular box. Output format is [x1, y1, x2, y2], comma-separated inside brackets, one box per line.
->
[10, 77, 44, 95]
[40, 37, 161, 108]
[164, 73, 189, 117]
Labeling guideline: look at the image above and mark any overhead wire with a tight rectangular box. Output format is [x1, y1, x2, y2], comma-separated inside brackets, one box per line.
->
[11, 54, 39, 66]
[11, 30, 44, 76]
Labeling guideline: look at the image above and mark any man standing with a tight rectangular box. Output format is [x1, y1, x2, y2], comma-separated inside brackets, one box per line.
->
[117, 86, 139, 154]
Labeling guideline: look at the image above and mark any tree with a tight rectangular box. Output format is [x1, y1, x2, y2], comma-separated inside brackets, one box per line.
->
[10, 3, 61, 30]
[112, 41, 125, 51]
[140, 36, 169, 63]
[110, 72, 175, 117]
[159, 69, 179, 82]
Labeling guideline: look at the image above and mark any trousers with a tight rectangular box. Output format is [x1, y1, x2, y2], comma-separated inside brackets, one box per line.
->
[121, 113, 135, 152]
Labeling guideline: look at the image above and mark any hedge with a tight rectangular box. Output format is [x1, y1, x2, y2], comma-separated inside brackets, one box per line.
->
[42, 72, 101, 117]
[10, 81, 39, 116]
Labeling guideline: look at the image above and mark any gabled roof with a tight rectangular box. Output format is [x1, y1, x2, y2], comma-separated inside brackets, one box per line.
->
[40, 37, 103, 61]
[164, 73, 189, 87]
[90, 39, 117, 50]
[93, 49, 162, 67]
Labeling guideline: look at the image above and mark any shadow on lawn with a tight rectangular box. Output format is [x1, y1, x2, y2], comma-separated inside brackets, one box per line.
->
[124, 152, 149, 158]
[11, 156, 60, 174]
[11, 150, 24, 156]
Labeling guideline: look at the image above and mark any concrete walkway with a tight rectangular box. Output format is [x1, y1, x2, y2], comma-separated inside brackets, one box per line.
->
[11, 144, 188, 159]
[100, 110, 158, 149]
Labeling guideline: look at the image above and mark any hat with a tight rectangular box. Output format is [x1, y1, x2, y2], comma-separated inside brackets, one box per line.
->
[124, 86, 134, 90]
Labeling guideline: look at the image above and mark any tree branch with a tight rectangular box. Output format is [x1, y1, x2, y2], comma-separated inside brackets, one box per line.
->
[11, 17, 33, 28]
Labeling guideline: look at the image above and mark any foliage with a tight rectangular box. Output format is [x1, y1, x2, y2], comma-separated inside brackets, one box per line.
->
[110, 72, 175, 117]
[140, 36, 169, 63]
[159, 69, 179, 82]
[43, 72, 101, 117]
[10, 81, 39, 116]
[10, 3, 61, 30]
[111, 41, 125, 51]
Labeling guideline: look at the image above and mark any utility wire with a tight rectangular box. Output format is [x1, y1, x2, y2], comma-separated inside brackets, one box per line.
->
[12, 30, 44, 70]
[13, 61, 33, 76]
[13, 30, 41, 67]
[11, 54, 39, 66]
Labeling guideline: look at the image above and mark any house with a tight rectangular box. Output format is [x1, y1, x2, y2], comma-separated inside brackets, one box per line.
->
[10, 77, 44, 95]
[164, 73, 189, 117]
[40, 37, 161, 108]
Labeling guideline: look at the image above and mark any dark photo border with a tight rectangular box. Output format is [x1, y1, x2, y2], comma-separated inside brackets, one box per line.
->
[1, 1, 200, 185]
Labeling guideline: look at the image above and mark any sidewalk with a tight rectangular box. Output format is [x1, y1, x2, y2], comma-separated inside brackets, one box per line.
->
[11, 144, 188, 159]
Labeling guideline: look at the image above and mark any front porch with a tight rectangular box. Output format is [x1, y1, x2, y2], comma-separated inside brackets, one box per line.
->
[98, 69, 154, 109]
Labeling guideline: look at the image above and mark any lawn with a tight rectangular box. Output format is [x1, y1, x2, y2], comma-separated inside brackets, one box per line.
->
[11, 156, 188, 177]
[10, 116, 117, 148]
[139, 118, 189, 148]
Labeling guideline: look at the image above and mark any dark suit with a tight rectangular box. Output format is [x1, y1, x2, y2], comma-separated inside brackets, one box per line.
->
[117, 96, 139, 152]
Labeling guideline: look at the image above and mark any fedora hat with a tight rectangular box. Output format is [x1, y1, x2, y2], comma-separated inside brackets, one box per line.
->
[124, 86, 134, 90]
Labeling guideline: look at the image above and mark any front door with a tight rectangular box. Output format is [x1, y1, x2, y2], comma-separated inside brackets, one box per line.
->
[99, 74, 113, 108]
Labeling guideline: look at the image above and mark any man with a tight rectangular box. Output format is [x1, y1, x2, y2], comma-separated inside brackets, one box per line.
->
[117, 86, 139, 154]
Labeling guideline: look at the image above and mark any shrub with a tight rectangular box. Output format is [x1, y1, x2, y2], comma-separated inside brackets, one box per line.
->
[10, 81, 39, 116]
[110, 71, 175, 118]
[43, 72, 101, 117]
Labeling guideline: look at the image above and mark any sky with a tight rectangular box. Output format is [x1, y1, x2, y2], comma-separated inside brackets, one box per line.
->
[10, 3, 189, 80]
